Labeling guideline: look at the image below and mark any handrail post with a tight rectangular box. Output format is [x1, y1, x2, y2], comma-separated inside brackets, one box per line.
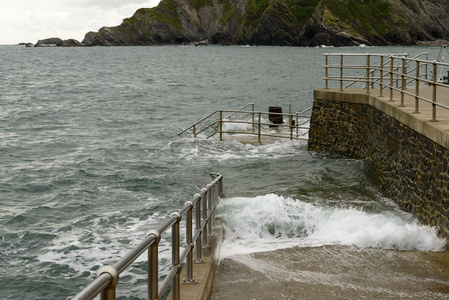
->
[295, 113, 299, 138]
[219, 110, 223, 141]
[97, 266, 119, 300]
[414, 60, 420, 114]
[146, 230, 161, 300]
[325, 54, 329, 89]
[194, 191, 205, 263]
[217, 175, 223, 197]
[252, 104, 255, 129]
[432, 61, 438, 122]
[289, 113, 293, 140]
[258, 112, 261, 144]
[212, 179, 219, 225]
[339, 54, 343, 91]
[366, 54, 370, 94]
[183, 201, 196, 284]
[400, 57, 406, 107]
[210, 184, 215, 229]
[389, 56, 394, 102]
[171, 212, 181, 300]
[379, 55, 384, 97]
[207, 184, 213, 237]
[193, 124, 196, 137]
[202, 187, 209, 248]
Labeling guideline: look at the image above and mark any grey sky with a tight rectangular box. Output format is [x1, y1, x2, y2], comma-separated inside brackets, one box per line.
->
[0, 0, 160, 44]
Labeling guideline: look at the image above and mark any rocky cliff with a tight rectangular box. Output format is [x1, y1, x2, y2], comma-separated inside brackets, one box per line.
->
[36, 0, 449, 47]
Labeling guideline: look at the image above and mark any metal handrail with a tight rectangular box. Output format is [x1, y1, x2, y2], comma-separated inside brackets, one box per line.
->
[323, 52, 449, 122]
[179, 105, 312, 144]
[178, 103, 255, 136]
[72, 173, 224, 300]
[341, 53, 426, 89]
[177, 110, 220, 136]
[225, 103, 255, 120]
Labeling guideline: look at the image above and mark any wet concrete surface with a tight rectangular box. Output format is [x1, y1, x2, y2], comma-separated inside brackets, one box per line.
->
[210, 246, 449, 299]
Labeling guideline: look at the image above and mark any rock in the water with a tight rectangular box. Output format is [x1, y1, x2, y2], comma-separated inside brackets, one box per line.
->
[18, 42, 34, 47]
[34, 37, 82, 47]
[62, 39, 83, 47]
[35, 38, 64, 47]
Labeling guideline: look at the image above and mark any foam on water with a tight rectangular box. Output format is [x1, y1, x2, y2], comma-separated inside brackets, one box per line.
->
[174, 138, 306, 163]
[217, 194, 446, 259]
[36, 207, 173, 277]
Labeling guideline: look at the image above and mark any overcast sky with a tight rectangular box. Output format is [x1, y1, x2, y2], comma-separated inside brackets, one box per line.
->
[0, 0, 161, 45]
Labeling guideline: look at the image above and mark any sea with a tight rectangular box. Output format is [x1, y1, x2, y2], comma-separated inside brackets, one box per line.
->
[0, 44, 448, 299]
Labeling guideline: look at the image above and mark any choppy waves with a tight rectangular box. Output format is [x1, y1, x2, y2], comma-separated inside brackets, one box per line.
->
[217, 194, 446, 259]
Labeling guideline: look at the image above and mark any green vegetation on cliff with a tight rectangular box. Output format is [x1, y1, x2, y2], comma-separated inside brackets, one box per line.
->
[287, 0, 320, 26]
[189, 0, 213, 9]
[247, 0, 271, 28]
[148, 0, 182, 31]
[219, 0, 239, 26]
[322, 0, 391, 35]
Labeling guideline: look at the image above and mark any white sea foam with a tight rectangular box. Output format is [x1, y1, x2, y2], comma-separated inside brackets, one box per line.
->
[175, 138, 306, 163]
[216, 194, 446, 259]
[37, 209, 173, 277]
[221, 118, 253, 132]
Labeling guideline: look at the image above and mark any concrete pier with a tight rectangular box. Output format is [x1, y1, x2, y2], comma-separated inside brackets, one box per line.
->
[308, 86, 449, 238]
[210, 246, 449, 299]
[207, 86, 449, 299]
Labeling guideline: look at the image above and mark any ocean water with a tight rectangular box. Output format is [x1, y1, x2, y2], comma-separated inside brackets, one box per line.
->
[0, 44, 447, 299]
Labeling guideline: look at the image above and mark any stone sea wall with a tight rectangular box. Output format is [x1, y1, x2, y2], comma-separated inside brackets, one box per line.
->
[308, 96, 449, 238]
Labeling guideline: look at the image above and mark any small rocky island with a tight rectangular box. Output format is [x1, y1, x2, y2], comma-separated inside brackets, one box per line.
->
[34, 0, 449, 47]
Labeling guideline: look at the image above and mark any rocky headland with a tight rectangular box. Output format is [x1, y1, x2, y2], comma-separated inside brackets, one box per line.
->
[34, 0, 449, 47]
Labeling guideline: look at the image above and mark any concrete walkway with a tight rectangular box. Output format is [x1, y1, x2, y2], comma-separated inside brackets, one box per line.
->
[210, 246, 449, 299]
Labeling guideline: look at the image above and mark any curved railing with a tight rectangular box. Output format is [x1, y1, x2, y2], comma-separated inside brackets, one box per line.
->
[323, 52, 449, 122]
[72, 173, 223, 300]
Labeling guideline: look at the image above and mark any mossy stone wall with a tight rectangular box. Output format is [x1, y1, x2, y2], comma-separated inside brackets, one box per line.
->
[308, 99, 449, 238]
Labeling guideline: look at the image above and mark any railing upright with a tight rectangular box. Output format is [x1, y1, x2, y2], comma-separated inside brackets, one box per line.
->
[258, 112, 262, 144]
[207, 184, 213, 239]
[202, 188, 209, 248]
[296, 113, 299, 138]
[147, 231, 160, 300]
[289, 114, 293, 140]
[366, 54, 370, 94]
[325, 54, 329, 89]
[379, 56, 384, 97]
[432, 61, 438, 122]
[389, 56, 394, 102]
[340, 54, 344, 91]
[400, 57, 406, 107]
[183, 201, 196, 284]
[219, 110, 223, 141]
[194, 191, 205, 263]
[97, 266, 118, 300]
[414, 60, 420, 114]
[251, 103, 254, 129]
[171, 212, 181, 300]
